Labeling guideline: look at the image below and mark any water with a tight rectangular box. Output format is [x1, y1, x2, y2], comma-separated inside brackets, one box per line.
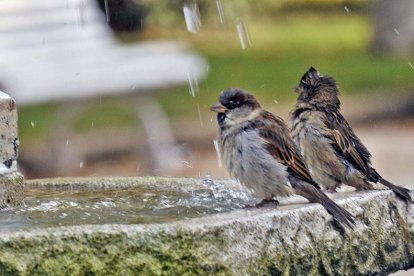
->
[187, 72, 199, 97]
[216, 0, 225, 24]
[104, 0, 110, 23]
[236, 20, 251, 50]
[0, 181, 255, 232]
[213, 139, 222, 168]
[183, 1, 201, 34]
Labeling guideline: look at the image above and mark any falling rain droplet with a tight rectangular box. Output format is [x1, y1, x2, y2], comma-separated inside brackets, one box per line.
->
[79, 161, 84, 168]
[66, 139, 70, 145]
[78, 0, 86, 28]
[236, 19, 251, 50]
[394, 28, 400, 36]
[216, 0, 225, 24]
[344, 6, 350, 13]
[187, 72, 199, 97]
[409, 62, 414, 69]
[104, 0, 110, 23]
[30, 121, 35, 127]
[91, 121, 94, 127]
[183, 1, 201, 34]
[213, 140, 222, 168]
[274, 100, 279, 104]
[196, 103, 203, 126]
[182, 160, 194, 169]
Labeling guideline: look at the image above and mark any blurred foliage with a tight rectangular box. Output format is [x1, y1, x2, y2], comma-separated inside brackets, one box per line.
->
[141, 0, 372, 26]
[72, 101, 138, 132]
[19, 103, 60, 146]
[148, 13, 414, 116]
[18, 3, 414, 144]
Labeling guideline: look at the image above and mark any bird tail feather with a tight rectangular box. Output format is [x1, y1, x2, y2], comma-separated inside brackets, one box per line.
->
[293, 182, 355, 229]
[379, 178, 412, 203]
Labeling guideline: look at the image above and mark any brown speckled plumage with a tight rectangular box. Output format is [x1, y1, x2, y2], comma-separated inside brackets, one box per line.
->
[289, 67, 412, 202]
[211, 88, 355, 228]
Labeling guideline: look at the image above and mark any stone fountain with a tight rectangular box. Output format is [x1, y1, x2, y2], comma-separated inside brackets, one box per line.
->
[0, 91, 413, 275]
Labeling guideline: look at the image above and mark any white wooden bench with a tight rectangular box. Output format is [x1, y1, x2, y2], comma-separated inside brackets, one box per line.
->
[0, 0, 207, 175]
[0, 0, 206, 104]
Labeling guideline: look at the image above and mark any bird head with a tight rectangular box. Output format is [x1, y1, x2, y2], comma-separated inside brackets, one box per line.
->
[294, 67, 340, 108]
[210, 88, 261, 127]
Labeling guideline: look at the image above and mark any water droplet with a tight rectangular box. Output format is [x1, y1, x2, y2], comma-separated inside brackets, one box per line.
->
[78, 0, 86, 28]
[30, 121, 35, 127]
[196, 103, 203, 126]
[104, 0, 110, 23]
[182, 160, 194, 169]
[213, 140, 222, 168]
[187, 72, 199, 97]
[183, 1, 201, 34]
[408, 62, 414, 69]
[236, 19, 251, 50]
[344, 6, 350, 13]
[216, 0, 225, 24]
[274, 100, 279, 104]
[66, 139, 70, 145]
[91, 121, 94, 127]
[394, 28, 400, 36]
[79, 161, 84, 168]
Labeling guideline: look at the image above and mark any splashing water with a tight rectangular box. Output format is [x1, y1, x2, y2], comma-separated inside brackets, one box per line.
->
[202, 178, 253, 203]
[216, 0, 225, 24]
[213, 139, 222, 168]
[187, 72, 199, 97]
[183, 1, 201, 34]
[236, 19, 251, 50]
[0, 185, 255, 232]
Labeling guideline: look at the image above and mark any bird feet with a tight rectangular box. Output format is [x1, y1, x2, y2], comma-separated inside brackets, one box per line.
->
[245, 198, 279, 208]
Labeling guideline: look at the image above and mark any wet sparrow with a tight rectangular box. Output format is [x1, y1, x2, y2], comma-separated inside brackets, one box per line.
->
[289, 67, 412, 202]
[211, 88, 355, 228]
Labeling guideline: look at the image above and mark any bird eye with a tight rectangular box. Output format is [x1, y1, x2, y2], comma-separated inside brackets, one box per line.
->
[228, 100, 238, 109]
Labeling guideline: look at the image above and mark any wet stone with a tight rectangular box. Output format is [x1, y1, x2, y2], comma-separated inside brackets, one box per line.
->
[0, 177, 412, 274]
[0, 91, 23, 208]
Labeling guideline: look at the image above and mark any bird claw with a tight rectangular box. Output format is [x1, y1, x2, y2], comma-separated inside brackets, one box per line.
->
[245, 198, 279, 208]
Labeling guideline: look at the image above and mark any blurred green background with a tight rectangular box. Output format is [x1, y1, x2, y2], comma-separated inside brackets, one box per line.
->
[18, 0, 414, 178]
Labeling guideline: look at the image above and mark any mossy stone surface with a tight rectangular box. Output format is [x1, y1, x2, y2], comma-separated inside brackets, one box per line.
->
[0, 177, 412, 275]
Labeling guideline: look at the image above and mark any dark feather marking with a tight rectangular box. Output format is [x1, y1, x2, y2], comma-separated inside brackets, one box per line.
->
[257, 111, 320, 189]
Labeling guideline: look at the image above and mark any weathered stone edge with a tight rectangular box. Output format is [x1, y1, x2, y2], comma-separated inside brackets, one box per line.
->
[1, 177, 412, 275]
[24, 176, 236, 191]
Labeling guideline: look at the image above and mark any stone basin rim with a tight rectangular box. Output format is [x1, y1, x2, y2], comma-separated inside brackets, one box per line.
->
[10, 176, 409, 240]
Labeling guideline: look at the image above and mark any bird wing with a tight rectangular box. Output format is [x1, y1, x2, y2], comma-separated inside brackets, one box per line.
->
[324, 110, 373, 178]
[258, 111, 320, 189]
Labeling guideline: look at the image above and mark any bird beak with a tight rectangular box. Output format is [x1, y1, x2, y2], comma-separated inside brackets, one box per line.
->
[210, 102, 228, 113]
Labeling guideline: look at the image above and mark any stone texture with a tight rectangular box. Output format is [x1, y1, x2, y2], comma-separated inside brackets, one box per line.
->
[0, 170, 23, 208]
[0, 91, 23, 208]
[0, 91, 19, 166]
[0, 177, 412, 275]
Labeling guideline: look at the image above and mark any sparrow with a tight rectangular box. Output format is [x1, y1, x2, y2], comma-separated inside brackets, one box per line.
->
[289, 67, 412, 202]
[211, 88, 355, 228]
